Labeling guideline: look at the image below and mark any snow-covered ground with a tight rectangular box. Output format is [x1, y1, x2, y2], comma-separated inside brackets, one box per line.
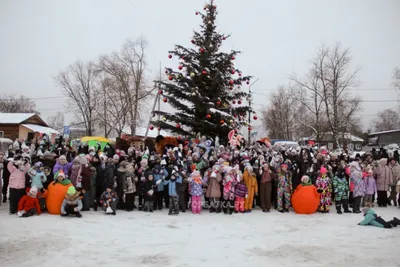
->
[0, 205, 399, 267]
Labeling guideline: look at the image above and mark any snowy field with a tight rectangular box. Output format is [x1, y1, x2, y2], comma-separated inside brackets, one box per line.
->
[0, 205, 399, 267]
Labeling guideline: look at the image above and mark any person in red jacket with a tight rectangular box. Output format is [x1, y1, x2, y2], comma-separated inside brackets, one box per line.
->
[17, 186, 41, 217]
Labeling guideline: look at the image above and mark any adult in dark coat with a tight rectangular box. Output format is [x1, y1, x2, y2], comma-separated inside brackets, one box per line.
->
[1, 152, 11, 203]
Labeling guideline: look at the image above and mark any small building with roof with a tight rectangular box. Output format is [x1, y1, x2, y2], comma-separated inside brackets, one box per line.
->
[368, 129, 400, 146]
[0, 113, 59, 141]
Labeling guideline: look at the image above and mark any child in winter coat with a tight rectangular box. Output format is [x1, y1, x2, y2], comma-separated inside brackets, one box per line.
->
[234, 178, 248, 213]
[188, 171, 204, 214]
[8, 157, 30, 214]
[222, 166, 238, 215]
[143, 174, 156, 212]
[351, 169, 364, 213]
[17, 187, 41, 217]
[152, 165, 168, 210]
[61, 186, 83, 218]
[332, 168, 351, 214]
[100, 184, 118, 215]
[243, 166, 258, 213]
[123, 164, 137, 212]
[277, 164, 292, 213]
[358, 203, 400, 228]
[28, 162, 47, 190]
[316, 166, 332, 213]
[162, 170, 182, 215]
[363, 169, 377, 207]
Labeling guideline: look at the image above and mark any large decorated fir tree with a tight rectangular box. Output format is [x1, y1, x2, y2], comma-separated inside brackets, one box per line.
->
[152, 0, 255, 142]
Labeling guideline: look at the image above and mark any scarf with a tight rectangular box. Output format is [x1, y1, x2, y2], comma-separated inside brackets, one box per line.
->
[59, 179, 72, 185]
[261, 171, 270, 183]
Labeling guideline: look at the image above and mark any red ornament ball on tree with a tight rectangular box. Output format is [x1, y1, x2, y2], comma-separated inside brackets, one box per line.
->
[200, 48, 205, 53]
[229, 80, 234, 86]
[231, 55, 235, 60]
[222, 36, 226, 40]
[239, 73, 242, 77]
[178, 65, 183, 70]
[163, 97, 168, 103]
[216, 101, 221, 105]
[176, 123, 181, 129]
[168, 54, 172, 59]
[232, 100, 236, 104]
[246, 81, 250, 85]
[248, 127, 252, 131]
[191, 40, 195, 44]
[206, 114, 211, 119]
[149, 125, 154, 130]
[238, 100, 242, 105]
[213, 5, 217, 9]
[231, 69, 235, 74]
[202, 70, 207, 75]
[195, 12, 199, 15]
[253, 115, 258, 120]
[220, 120, 225, 125]
[158, 89, 163, 94]
[168, 76, 173, 81]
[165, 70, 168, 74]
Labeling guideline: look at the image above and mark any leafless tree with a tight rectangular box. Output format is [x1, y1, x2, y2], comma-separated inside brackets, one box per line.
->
[290, 44, 361, 147]
[46, 111, 64, 130]
[371, 108, 400, 132]
[261, 86, 302, 140]
[95, 75, 130, 137]
[98, 37, 153, 136]
[0, 95, 39, 114]
[55, 60, 99, 136]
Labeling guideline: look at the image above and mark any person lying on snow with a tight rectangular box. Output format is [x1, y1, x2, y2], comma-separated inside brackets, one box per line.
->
[358, 202, 400, 228]
[17, 186, 41, 217]
[61, 186, 83, 218]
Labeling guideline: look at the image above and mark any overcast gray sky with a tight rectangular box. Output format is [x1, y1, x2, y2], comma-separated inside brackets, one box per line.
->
[1, 0, 399, 133]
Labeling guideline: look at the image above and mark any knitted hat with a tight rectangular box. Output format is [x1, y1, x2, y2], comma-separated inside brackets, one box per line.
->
[320, 166, 328, 174]
[67, 186, 76, 195]
[28, 186, 38, 198]
[54, 170, 66, 180]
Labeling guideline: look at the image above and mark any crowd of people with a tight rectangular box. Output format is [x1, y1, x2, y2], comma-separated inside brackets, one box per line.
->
[0, 134, 399, 228]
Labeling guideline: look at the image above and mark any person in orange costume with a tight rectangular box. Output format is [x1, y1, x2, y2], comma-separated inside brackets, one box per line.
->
[45, 170, 72, 214]
[243, 165, 258, 213]
[291, 175, 320, 214]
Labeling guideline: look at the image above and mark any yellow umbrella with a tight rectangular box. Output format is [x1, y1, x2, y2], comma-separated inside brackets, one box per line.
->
[81, 136, 111, 143]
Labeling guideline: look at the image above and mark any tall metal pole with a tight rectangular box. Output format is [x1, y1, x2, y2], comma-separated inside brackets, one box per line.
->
[247, 78, 259, 146]
[144, 87, 159, 140]
[157, 61, 161, 136]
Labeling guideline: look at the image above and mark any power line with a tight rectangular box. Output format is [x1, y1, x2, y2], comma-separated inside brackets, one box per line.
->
[0, 96, 67, 101]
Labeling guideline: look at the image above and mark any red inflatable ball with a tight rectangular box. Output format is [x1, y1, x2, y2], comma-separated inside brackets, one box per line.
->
[291, 184, 320, 214]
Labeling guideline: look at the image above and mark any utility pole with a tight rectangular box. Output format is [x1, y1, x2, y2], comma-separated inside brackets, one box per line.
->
[145, 62, 163, 140]
[157, 61, 161, 136]
[247, 78, 259, 146]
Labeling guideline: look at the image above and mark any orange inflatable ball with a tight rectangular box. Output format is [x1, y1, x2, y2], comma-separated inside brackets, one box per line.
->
[291, 185, 320, 214]
[46, 170, 72, 214]
[46, 182, 72, 214]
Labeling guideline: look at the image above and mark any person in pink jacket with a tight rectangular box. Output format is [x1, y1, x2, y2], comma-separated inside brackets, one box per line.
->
[8, 157, 30, 214]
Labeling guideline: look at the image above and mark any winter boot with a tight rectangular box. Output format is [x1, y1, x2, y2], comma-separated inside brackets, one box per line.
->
[2, 195, 6, 203]
[75, 212, 82, 218]
[391, 217, 400, 227]
[93, 200, 98, 212]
